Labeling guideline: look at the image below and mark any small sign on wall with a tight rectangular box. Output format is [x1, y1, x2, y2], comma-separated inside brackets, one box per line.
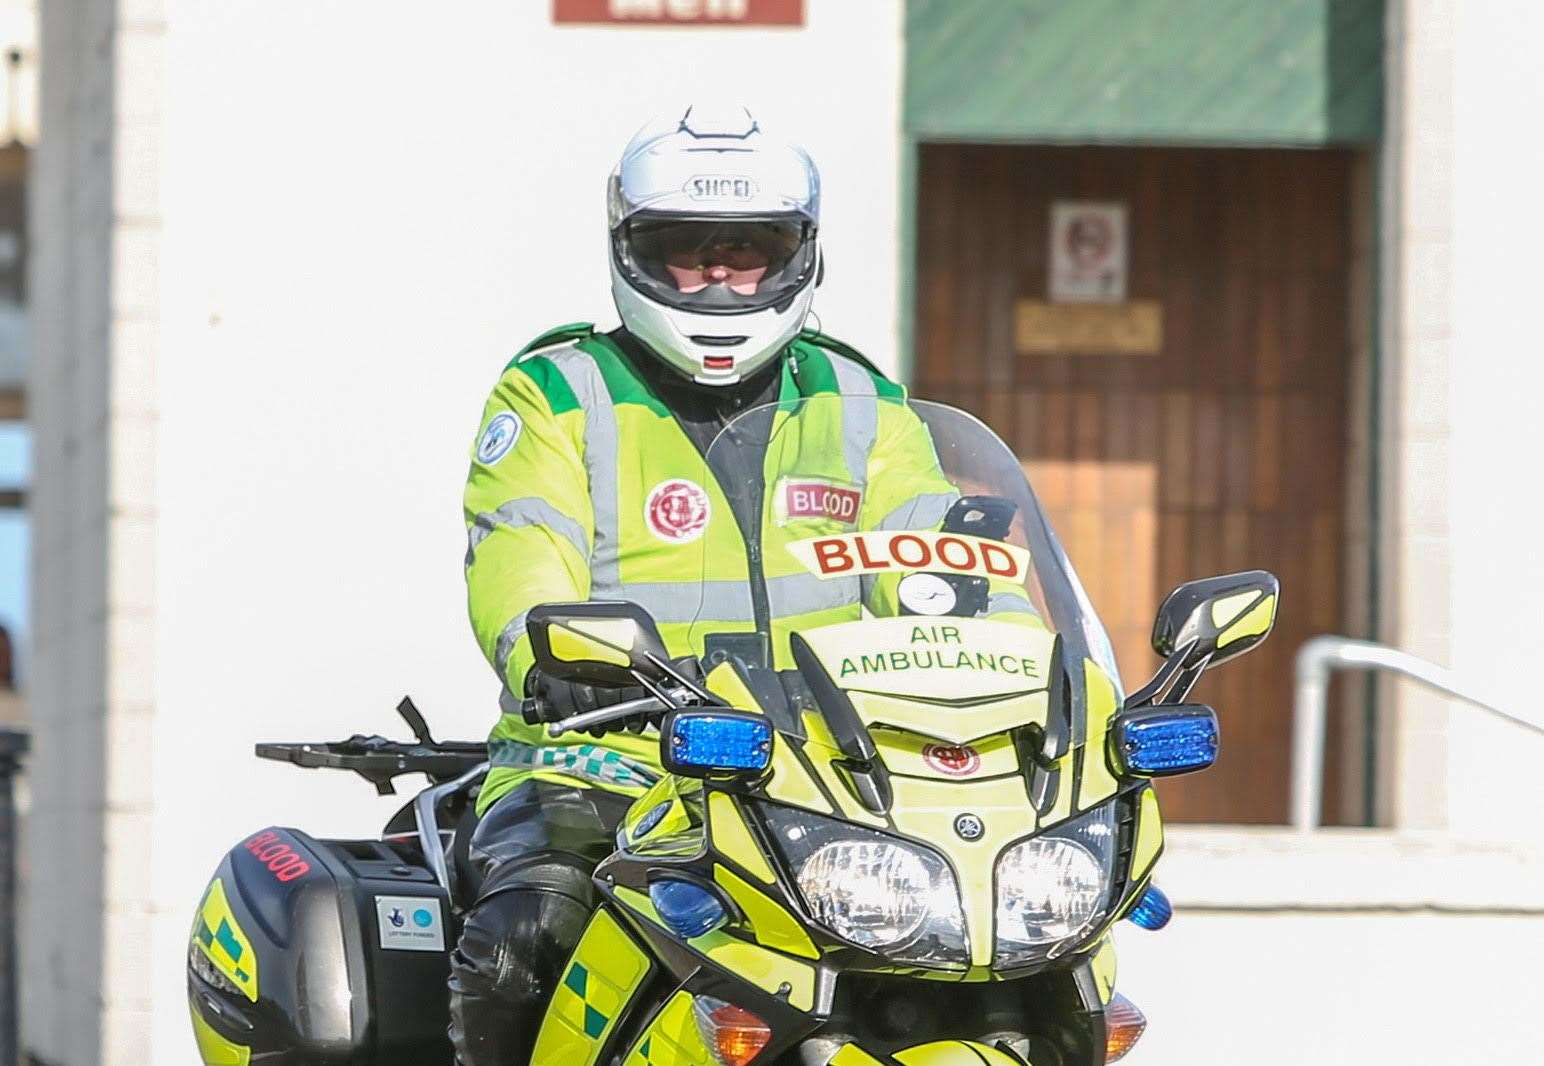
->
[1015, 300, 1163, 356]
[554, 0, 805, 25]
[1049, 201, 1127, 303]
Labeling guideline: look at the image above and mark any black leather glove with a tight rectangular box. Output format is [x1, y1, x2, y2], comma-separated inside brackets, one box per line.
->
[525, 671, 649, 737]
[524, 657, 704, 738]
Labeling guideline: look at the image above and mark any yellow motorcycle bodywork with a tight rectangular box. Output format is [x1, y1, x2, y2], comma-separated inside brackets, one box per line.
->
[528, 622, 1166, 1065]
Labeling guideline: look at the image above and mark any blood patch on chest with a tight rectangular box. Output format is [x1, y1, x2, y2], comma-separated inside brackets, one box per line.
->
[774, 478, 862, 527]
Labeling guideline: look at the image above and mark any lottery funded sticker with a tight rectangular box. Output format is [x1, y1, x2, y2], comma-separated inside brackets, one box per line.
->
[476, 411, 522, 465]
[375, 895, 445, 952]
[645, 478, 711, 543]
[923, 743, 982, 777]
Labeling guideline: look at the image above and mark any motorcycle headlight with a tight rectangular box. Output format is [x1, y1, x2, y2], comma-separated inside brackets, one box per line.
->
[759, 804, 968, 968]
[994, 803, 1117, 967]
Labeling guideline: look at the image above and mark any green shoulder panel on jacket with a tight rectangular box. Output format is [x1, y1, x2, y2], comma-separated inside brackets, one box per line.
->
[791, 330, 907, 401]
[508, 322, 596, 365]
[499, 323, 604, 416]
[575, 334, 672, 417]
[508, 354, 582, 417]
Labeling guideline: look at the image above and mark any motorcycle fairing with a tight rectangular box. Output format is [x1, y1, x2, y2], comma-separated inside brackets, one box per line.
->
[1089, 938, 1117, 1006]
[191, 1007, 252, 1066]
[619, 990, 713, 1063]
[613, 883, 821, 1012]
[1130, 788, 1164, 889]
[612, 994, 1046, 1066]
[530, 907, 655, 1065]
[892, 1042, 1034, 1065]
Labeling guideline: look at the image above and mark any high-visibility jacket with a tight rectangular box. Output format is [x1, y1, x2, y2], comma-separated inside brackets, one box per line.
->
[464, 324, 957, 811]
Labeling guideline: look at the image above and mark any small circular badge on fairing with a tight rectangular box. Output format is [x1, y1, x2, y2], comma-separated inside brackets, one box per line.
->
[924, 743, 981, 777]
[898, 572, 957, 616]
[954, 813, 985, 841]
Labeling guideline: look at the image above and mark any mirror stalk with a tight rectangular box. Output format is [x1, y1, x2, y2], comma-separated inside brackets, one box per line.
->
[1124, 641, 1204, 709]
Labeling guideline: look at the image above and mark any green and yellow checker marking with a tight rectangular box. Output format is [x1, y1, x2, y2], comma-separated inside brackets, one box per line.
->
[622, 990, 714, 1066]
[191, 878, 258, 1003]
[532, 909, 652, 1065]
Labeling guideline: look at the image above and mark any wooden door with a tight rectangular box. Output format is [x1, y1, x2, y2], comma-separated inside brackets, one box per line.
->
[914, 145, 1355, 824]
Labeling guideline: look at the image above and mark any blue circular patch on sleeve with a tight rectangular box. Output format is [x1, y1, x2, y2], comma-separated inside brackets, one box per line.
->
[476, 411, 522, 465]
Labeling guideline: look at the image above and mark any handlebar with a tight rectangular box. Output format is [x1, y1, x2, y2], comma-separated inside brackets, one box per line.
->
[536, 694, 673, 737]
[520, 689, 699, 738]
[256, 734, 488, 795]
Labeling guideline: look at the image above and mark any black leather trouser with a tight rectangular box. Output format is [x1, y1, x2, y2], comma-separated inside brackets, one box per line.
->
[448, 781, 632, 1066]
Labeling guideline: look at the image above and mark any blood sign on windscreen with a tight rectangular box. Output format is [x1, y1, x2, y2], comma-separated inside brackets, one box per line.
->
[786, 531, 1031, 582]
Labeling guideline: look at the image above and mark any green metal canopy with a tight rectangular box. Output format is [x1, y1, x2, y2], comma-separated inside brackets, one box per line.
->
[905, 0, 1384, 145]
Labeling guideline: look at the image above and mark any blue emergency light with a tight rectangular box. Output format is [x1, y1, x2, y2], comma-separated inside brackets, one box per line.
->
[1111, 705, 1219, 777]
[1127, 884, 1174, 931]
[662, 710, 773, 778]
[648, 878, 729, 940]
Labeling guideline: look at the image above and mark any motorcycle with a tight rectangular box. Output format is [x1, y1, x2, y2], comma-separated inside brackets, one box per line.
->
[187, 397, 1278, 1065]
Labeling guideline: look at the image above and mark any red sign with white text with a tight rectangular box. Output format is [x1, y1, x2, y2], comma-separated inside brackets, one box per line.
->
[554, 0, 804, 26]
[786, 531, 1033, 583]
[780, 480, 862, 525]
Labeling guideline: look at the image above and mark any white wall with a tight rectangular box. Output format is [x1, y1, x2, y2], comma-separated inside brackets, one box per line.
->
[146, 2, 904, 1062]
[1443, 0, 1544, 841]
[25, 0, 134, 1061]
[1117, 909, 1544, 1065]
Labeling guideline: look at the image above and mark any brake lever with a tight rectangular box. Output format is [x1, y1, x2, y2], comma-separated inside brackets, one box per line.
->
[544, 694, 672, 738]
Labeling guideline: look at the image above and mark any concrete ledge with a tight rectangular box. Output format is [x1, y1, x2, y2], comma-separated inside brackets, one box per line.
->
[1162, 826, 1544, 912]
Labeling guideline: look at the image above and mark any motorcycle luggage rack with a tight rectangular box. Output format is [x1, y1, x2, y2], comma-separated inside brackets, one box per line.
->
[256, 696, 488, 795]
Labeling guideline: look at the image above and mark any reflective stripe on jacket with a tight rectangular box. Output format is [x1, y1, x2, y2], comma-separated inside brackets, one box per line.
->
[464, 325, 955, 810]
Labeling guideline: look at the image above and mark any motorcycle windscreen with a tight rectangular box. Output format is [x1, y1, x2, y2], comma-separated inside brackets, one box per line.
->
[689, 395, 1124, 744]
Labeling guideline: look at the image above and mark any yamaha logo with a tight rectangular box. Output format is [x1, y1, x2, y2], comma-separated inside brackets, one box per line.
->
[686, 175, 759, 201]
[954, 813, 985, 841]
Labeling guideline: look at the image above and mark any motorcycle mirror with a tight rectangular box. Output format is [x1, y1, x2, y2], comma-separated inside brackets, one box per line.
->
[941, 494, 1017, 541]
[1151, 570, 1279, 669]
[527, 601, 673, 688]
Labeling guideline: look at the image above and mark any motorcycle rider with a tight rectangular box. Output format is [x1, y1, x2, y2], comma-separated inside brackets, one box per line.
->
[451, 104, 965, 1064]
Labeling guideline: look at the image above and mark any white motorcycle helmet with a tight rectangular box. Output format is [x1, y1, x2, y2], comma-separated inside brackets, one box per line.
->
[608, 104, 822, 386]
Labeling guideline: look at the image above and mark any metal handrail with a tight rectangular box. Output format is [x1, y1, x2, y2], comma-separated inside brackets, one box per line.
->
[1291, 636, 1544, 831]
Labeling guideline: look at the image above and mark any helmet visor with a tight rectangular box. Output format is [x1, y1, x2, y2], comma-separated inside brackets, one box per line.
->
[614, 215, 817, 315]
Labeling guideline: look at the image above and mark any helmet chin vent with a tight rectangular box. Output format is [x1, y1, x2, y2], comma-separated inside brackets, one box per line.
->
[702, 355, 736, 371]
[689, 335, 749, 347]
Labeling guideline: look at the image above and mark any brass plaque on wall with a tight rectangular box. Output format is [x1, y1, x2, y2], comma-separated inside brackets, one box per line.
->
[1015, 300, 1164, 355]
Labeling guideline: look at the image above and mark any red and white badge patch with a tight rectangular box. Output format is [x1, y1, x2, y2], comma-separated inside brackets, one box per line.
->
[777, 478, 862, 526]
[923, 743, 981, 777]
[645, 479, 711, 543]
